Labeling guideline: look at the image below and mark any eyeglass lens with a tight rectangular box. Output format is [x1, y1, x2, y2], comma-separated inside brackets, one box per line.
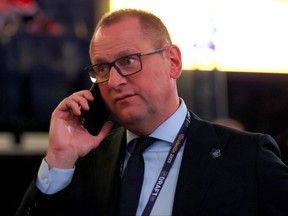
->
[89, 54, 142, 83]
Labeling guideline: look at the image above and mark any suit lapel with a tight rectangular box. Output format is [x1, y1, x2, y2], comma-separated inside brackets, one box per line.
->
[173, 113, 226, 215]
[94, 127, 126, 215]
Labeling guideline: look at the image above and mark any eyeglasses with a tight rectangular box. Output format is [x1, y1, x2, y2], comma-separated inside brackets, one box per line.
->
[85, 47, 167, 84]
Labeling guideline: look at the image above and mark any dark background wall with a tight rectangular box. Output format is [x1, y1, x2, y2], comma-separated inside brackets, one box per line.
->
[0, 155, 43, 215]
[0, 0, 100, 215]
[0, 0, 100, 143]
[178, 71, 288, 138]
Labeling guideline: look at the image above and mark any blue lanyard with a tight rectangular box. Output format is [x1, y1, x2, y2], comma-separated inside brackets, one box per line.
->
[141, 112, 191, 216]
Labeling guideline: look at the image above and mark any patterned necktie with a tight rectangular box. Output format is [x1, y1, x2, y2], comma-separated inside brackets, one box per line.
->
[118, 136, 156, 216]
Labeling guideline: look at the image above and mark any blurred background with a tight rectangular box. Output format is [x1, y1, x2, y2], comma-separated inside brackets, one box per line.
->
[1, 0, 288, 215]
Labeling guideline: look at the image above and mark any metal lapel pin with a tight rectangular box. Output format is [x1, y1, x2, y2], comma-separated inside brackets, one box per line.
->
[210, 148, 221, 158]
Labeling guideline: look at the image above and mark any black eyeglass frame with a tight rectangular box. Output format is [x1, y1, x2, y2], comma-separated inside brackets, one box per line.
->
[85, 47, 167, 84]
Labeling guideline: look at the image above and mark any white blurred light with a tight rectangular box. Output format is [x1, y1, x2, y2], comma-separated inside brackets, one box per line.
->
[110, 0, 288, 73]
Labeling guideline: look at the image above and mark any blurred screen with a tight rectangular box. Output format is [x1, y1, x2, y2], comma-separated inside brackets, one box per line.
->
[111, 0, 288, 73]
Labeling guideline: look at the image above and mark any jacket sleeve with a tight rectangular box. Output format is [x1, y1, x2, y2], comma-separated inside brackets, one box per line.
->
[15, 176, 70, 216]
[257, 134, 288, 215]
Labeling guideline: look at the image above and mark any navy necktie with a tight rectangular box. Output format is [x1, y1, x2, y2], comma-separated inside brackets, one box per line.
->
[118, 136, 156, 216]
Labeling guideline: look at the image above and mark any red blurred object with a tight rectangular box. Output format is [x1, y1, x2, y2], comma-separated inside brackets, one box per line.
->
[0, 0, 63, 37]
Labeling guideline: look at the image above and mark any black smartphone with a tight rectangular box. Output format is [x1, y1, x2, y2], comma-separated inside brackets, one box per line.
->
[82, 83, 111, 135]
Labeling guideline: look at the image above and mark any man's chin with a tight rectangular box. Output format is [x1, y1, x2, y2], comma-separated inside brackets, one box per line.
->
[116, 110, 142, 125]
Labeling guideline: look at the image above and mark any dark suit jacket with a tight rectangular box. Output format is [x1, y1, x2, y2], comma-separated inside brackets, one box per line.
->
[15, 112, 288, 216]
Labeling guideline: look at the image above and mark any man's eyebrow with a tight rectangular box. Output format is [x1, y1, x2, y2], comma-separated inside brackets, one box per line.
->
[93, 50, 139, 64]
[92, 57, 107, 64]
[116, 50, 139, 58]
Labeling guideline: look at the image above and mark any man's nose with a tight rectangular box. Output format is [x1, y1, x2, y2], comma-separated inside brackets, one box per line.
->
[107, 65, 126, 87]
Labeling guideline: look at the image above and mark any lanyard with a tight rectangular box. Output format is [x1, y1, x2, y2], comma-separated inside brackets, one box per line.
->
[141, 112, 191, 216]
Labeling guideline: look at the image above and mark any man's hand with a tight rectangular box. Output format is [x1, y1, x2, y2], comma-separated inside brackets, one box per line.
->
[45, 90, 113, 169]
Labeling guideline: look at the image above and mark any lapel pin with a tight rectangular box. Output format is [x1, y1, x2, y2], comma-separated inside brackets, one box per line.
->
[210, 148, 221, 158]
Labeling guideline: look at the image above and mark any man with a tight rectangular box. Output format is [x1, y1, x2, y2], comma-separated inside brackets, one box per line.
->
[16, 8, 288, 216]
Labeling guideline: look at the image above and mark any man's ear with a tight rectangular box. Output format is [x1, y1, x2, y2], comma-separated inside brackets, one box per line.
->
[168, 45, 182, 79]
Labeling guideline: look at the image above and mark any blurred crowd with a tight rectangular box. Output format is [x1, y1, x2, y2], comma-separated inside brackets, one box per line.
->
[0, 0, 63, 44]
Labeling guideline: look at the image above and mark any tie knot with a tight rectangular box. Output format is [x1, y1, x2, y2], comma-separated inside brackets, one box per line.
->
[131, 136, 156, 155]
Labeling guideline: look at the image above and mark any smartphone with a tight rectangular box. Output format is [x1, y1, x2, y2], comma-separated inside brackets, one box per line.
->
[82, 83, 111, 135]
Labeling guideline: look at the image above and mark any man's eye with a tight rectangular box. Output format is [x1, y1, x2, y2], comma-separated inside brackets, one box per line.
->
[126, 57, 135, 64]
[123, 56, 136, 65]
[117, 55, 138, 65]
[96, 64, 109, 73]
